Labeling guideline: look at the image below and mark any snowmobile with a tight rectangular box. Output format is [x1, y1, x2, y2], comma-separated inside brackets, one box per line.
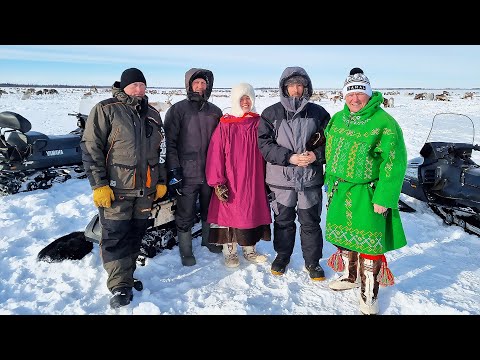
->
[0, 111, 86, 195]
[399, 112, 480, 236]
[83, 194, 202, 265]
[37, 193, 202, 266]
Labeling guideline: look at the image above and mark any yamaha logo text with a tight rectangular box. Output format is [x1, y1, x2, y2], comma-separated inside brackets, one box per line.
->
[45, 150, 64, 156]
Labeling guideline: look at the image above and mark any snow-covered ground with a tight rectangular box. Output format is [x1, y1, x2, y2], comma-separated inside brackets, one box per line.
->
[0, 87, 479, 315]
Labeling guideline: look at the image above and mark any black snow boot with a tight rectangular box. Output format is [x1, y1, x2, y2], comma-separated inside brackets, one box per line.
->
[110, 287, 133, 309]
[178, 230, 196, 266]
[201, 222, 222, 253]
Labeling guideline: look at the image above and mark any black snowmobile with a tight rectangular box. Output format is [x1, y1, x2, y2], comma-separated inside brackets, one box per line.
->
[0, 111, 86, 195]
[38, 194, 202, 266]
[399, 112, 480, 236]
[83, 195, 202, 265]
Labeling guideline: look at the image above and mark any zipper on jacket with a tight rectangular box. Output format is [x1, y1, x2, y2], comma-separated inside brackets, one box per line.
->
[131, 107, 146, 196]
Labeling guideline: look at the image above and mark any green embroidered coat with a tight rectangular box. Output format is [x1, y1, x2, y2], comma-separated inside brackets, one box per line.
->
[324, 91, 407, 255]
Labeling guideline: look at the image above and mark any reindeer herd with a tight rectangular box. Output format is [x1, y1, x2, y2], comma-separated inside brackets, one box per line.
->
[0, 87, 478, 112]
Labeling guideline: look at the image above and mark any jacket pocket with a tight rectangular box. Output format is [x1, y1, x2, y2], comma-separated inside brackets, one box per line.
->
[146, 158, 160, 189]
[282, 166, 294, 182]
[181, 157, 199, 179]
[108, 155, 136, 189]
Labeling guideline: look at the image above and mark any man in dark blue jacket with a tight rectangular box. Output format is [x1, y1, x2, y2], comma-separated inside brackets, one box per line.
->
[164, 68, 223, 266]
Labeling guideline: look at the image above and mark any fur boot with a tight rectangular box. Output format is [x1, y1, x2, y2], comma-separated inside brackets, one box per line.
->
[329, 249, 360, 291]
[242, 245, 267, 263]
[222, 242, 240, 268]
[358, 255, 382, 315]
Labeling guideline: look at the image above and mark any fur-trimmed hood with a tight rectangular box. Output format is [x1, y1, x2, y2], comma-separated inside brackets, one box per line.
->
[230, 83, 257, 116]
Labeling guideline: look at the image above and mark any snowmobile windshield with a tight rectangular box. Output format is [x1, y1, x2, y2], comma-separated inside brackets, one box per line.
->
[78, 97, 99, 117]
[426, 113, 474, 145]
[425, 112, 480, 163]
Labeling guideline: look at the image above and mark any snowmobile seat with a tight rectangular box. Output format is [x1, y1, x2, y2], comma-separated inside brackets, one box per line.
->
[7, 131, 47, 153]
[0, 111, 32, 133]
[464, 167, 480, 189]
[44, 134, 82, 151]
[7, 131, 80, 153]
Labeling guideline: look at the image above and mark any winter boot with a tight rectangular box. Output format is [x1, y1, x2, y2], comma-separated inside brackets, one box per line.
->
[178, 230, 196, 266]
[110, 287, 133, 309]
[271, 255, 290, 276]
[329, 249, 360, 291]
[222, 243, 240, 268]
[242, 245, 267, 263]
[305, 263, 326, 281]
[201, 222, 222, 253]
[358, 255, 382, 315]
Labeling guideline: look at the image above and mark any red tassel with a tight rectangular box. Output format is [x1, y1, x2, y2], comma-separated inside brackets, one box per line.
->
[377, 255, 395, 287]
[327, 249, 344, 272]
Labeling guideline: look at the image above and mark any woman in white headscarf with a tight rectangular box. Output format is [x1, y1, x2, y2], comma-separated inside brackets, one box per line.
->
[205, 83, 272, 268]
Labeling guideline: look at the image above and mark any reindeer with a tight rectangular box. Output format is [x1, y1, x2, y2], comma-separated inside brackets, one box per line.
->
[150, 91, 174, 112]
[82, 92, 93, 99]
[383, 97, 394, 108]
[434, 94, 450, 101]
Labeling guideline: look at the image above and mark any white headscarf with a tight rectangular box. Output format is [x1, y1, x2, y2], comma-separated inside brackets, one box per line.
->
[230, 83, 256, 116]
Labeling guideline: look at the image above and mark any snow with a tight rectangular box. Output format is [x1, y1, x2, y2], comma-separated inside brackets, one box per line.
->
[0, 87, 479, 315]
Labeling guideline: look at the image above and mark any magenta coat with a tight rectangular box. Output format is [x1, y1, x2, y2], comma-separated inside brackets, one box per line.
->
[206, 113, 272, 229]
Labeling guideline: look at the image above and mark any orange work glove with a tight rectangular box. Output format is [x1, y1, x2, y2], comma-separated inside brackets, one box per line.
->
[154, 184, 167, 201]
[93, 185, 115, 208]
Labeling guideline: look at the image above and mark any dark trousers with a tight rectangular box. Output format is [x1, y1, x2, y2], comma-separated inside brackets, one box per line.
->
[273, 202, 323, 266]
[175, 183, 212, 232]
[99, 194, 153, 292]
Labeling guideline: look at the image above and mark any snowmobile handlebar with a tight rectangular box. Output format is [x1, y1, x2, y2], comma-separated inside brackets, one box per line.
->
[68, 112, 87, 119]
[448, 143, 480, 153]
[68, 112, 87, 130]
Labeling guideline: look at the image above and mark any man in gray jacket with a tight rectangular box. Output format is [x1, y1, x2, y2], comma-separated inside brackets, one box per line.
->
[164, 68, 223, 266]
[258, 66, 330, 280]
[81, 68, 167, 309]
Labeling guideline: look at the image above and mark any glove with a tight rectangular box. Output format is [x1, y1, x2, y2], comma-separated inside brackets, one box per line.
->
[267, 190, 275, 203]
[306, 130, 326, 151]
[93, 185, 115, 208]
[215, 184, 229, 202]
[154, 184, 167, 201]
[168, 167, 184, 196]
[265, 184, 274, 203]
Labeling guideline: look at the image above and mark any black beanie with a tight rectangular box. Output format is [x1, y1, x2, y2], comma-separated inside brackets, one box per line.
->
[120, 68, 147, 89]
[192, 71, 208, 83]
[349, 67, 364, 75]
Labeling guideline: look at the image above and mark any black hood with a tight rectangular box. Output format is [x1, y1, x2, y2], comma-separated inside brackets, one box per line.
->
[184, 68, 214, 102]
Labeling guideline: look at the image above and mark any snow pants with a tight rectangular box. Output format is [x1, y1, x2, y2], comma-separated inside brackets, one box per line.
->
[270, 187, 323, 266]
[175, 183, 212, 233]
[99, 194, 153, 292]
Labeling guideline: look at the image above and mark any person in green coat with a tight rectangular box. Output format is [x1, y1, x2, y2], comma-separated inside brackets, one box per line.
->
[324, 67, 408, 315]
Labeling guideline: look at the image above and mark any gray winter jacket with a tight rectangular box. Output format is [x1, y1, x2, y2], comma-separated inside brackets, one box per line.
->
[80, 83, 166, 197]
[258, 66, 330, 191]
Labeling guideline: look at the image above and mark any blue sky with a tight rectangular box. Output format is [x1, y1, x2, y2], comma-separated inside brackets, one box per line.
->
[0, 45, 478, 89]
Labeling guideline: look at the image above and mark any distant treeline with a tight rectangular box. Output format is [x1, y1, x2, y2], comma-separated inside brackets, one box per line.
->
[0, 83, 478, 91]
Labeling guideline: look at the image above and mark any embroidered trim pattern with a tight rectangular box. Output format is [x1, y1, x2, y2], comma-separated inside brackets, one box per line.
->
[326, 223, 384, 254]
[345, 190, 352, 227]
